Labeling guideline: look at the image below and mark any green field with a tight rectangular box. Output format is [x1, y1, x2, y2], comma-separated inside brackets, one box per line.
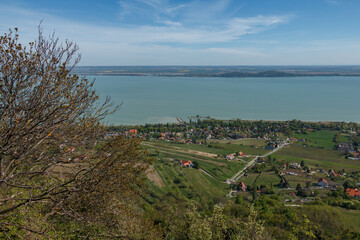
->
[153, 159, 228, 200]
[150, 140, 268, 156]
[339, 208, 360, 232]
[208, 138, 267, 148]
[241, 172, 281, 187]
[338, 134, 351, 143]
[294, 130, 336, 149]
[272, 144, 360, 172]
[144, 142, 248, 181]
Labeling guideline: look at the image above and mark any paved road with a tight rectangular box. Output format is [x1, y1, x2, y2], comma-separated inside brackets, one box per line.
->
[228, 143, 288, 183]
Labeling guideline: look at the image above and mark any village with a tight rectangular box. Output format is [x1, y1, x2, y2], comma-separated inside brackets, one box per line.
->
[104, 119, 360, 208]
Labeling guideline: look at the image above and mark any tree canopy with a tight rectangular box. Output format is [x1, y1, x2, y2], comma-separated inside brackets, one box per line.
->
[0, 27, 157, 239]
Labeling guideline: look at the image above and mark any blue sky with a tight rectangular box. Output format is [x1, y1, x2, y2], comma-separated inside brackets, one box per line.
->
[1, 0, 360, 65]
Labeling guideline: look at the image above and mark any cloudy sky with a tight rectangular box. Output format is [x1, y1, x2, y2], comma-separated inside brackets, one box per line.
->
[1, 0, 360, 65]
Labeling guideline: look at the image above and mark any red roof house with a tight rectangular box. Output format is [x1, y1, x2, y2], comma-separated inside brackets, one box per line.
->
[346, 188, 360, 198]
[330, 170, 340, 177]
[129, 129, 138, 135]
[181, 160, 193, 167]
[238, 182, 247, 191]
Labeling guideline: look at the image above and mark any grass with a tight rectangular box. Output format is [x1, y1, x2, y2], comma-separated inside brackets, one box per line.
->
[294, 130, 336, 149]
[208, 138, 266, 148]
[272, 144, 360, 172]
[147, 145, 246, 181]
[285, 174, 315, 188]
[338, 207, 360, 232]
[143, 141, 253, 181]
[338, 134, 351, 143]
[241, 172, 281, 187]
[150, 140, 268, 156]
[153, 159, 228, 200]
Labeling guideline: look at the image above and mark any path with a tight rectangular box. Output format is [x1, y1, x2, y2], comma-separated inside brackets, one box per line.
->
[199, 168, 225, 183]
[227, 142, 288, 185]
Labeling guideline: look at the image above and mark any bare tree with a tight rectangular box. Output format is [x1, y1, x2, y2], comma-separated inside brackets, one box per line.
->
[0, 27, 156, 238]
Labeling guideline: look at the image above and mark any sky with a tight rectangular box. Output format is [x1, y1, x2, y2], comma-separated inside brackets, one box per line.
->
[0, 0, 360, 65]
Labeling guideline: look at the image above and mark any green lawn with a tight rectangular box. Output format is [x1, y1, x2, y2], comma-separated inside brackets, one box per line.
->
[153, 161, 228, 200]
[241, 172, 281, 188]
[294, 130, 336, 149]
[146, 144, 246, 181]
[150, 140, 268, 156]
[339, 208, 360, 232]
[338, 134, 351, 143]
[272, 144, 360, 172]
[208, 138, 266, 148]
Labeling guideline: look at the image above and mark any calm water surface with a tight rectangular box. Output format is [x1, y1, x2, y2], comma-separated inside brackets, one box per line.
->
[91, 76, 360, 125]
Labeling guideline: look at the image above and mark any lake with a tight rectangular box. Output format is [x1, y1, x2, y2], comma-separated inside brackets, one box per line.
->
[91, 75, 360, 125]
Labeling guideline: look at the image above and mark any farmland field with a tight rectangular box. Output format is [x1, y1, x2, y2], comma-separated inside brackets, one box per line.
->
[272, 144, 360, 172]
[294, 130, 336, 149]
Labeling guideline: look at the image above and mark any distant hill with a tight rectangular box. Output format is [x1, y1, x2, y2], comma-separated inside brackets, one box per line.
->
[218, 70, 297, 77]
[73, 65, 360, 77]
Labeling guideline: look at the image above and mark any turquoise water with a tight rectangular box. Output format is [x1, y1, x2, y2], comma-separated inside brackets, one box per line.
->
[91, 75, 360, 125]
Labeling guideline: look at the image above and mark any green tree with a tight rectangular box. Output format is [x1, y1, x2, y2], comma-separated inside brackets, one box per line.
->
[301, 160, 305, 167]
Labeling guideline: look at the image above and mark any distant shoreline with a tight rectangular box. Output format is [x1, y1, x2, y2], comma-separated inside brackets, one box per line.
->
[106, 118, 360, 127]
[73, 66, 360, 77]
[75, 71, 360, 78]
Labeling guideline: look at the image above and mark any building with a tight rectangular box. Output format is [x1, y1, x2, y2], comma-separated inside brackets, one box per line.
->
[317, 178, 328, 188]
[238, 182, 247, 191]
[129, 129, 138, 135]
[181, 160, 193, 167]
[226, 154, 235, 160]
[337, 142, 354, 152]
[346, 188, 360, 199]
[238, 151, 246, 157]
[289, 162, 301, 169]
[329, 169, 340, 177]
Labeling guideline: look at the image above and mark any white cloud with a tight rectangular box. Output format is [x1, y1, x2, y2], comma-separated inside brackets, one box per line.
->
[0, 2, 292, 65]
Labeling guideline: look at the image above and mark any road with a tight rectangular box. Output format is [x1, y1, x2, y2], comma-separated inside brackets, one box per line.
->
[228, 143, 288, 184]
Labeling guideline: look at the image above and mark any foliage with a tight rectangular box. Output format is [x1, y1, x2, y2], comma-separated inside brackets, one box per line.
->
[0, 28, 157, 239]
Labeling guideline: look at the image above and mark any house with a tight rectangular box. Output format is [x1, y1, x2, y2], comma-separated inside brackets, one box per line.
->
[238, 151, 246, 157]
[74, 154, 86, 161]
[238, 182, 247, 191]
[346, 188, 360, 199]
[181, 160, 193, 167]
[129, 129, 138, 135]
[288, 192, 296, 196]
[180, 139, 186, 144]
[317, 178, 328, 188]
[158, 137, 164, 140]
[65, 147, 75, 153]
[337, 142, 354, 152]
[226, 154, 235, 160]
[329, 170, 340, 177]
[282, 163, 287, 168]
[280, 178, 289, 188]
[289, 162, 301, 169]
